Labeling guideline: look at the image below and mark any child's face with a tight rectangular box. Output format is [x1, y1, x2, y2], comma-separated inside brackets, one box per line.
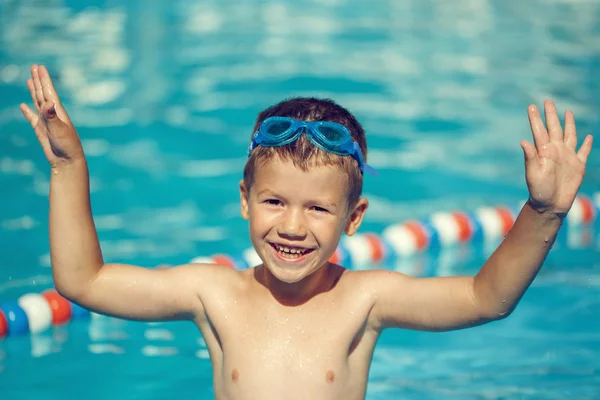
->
[240, 156, 368, 285]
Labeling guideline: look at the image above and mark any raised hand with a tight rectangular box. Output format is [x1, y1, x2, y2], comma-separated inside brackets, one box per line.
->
[521, 100, 593, 218]
[20, 65, 84, 169]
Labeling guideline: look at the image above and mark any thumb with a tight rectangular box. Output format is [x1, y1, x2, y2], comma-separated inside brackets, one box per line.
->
[520, 140, 538, 166]
[42, 101, 57, 121]
[41, 101, 67, 136]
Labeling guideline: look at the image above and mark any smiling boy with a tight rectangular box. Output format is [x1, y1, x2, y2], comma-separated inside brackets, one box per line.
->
[21, 65, 593, 400]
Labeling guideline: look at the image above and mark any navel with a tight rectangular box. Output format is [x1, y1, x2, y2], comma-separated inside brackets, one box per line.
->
[231, 368, 239, 383]
[325, 370, 335, 383]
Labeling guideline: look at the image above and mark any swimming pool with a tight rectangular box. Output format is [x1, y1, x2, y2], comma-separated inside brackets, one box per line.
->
[1, 0, 599, 398]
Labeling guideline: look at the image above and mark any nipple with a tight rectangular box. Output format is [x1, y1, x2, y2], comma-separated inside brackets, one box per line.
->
[231, 368, 239, 383]
[325, 370, 335, 383]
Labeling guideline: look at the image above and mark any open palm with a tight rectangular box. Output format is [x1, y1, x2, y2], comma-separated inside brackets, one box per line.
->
[19, 65, 84, 167]
[521, 100, 593, 217]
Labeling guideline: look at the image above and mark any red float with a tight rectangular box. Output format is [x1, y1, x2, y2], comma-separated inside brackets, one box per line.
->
[328, 248, 342, 264]
[212, 254, 236, 268]
[403, 220, 429, 251]
[579, 196, 595, 224]
[364, 233, 385, 263]
[0, 309, 7, 338]
[496, 207, 515, 236]
[452, 211, 474, 242]
[42, 290, 72, 325]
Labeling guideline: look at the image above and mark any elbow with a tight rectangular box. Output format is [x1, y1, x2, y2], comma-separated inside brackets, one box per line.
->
[480, 303, 516, 322]
[53, 275, 95, 306]
[471, 280, 517, 323]
[489, 310, 511, 322]
[54, 282, 84, 304]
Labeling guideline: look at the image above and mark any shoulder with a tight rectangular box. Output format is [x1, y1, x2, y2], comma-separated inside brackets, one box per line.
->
[329, 268, 413, 330]
[338, 269, 419, 330]
[336, 268, 414, 310]
[169, 263, 253, 318]
[166, 262, 250, 297]
[338, 268, 412, 291]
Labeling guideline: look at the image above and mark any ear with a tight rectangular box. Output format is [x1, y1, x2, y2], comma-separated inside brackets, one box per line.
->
[344, 197, 368, 236]
[239, 180, 250, 220]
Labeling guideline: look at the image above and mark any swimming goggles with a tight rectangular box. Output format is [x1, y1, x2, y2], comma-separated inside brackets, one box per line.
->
[248, 116, 377, 176]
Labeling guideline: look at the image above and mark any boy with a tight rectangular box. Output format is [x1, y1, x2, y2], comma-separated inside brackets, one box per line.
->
[20, 64, 593, 400]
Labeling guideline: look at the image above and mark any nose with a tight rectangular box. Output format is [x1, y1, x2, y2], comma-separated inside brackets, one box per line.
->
[277, 208, 307, 239]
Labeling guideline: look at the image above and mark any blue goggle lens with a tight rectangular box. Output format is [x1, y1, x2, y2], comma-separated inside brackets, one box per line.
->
[317, 124, 346, 142]
[264, 119, 294, 137]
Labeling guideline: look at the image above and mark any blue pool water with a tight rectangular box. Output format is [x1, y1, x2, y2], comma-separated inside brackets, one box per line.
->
[1, 0, 600, 398]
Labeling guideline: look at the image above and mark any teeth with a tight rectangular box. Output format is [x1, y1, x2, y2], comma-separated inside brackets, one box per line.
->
[274, 244, 308, 254]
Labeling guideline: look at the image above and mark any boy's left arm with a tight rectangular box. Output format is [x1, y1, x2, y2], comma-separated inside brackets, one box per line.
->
[370, 100, 593, 332]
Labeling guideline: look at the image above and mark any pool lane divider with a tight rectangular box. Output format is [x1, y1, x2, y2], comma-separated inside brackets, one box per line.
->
[1, 193, 598, 339]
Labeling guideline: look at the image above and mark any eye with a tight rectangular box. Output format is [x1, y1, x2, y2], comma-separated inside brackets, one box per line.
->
[311, 206, 329, 213]
[264, 199, 282, 206]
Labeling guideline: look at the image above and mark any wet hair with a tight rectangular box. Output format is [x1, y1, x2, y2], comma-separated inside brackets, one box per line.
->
[243, 97, 367, 209]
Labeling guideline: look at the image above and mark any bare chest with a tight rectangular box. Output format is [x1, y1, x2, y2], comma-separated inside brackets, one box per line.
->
[200, 291, 377, 399]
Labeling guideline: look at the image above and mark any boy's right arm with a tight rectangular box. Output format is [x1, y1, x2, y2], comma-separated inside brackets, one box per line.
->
[20, 64, 205, 322]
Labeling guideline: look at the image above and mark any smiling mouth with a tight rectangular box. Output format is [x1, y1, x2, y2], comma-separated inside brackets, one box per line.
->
[270, 243, 314, 259]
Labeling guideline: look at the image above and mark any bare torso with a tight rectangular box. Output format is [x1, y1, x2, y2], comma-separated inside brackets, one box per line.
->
[194, 265, 380, 400]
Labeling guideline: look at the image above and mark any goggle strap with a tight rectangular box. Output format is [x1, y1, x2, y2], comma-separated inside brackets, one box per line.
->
[363, 163, 379, 177]
[248, 132, 259, 156]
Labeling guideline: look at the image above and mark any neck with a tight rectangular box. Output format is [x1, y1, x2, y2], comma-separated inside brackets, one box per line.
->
[256, 263, 342, 306]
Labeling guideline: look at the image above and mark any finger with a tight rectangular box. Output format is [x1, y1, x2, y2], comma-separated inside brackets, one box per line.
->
[528, 104, 549, 148]
[38, 65, 71, 123]
[38, 65, 62, 106]
[563, 110, 577, 151]
[544, 100, 563, 141]
[27, 79, 40, 113]
[21, 103, 52, 154]
[20, 103, 39, 128]
[576, 134, 593, 163]
[31, 65, 44, 108]
[520, 140, 539, 167]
